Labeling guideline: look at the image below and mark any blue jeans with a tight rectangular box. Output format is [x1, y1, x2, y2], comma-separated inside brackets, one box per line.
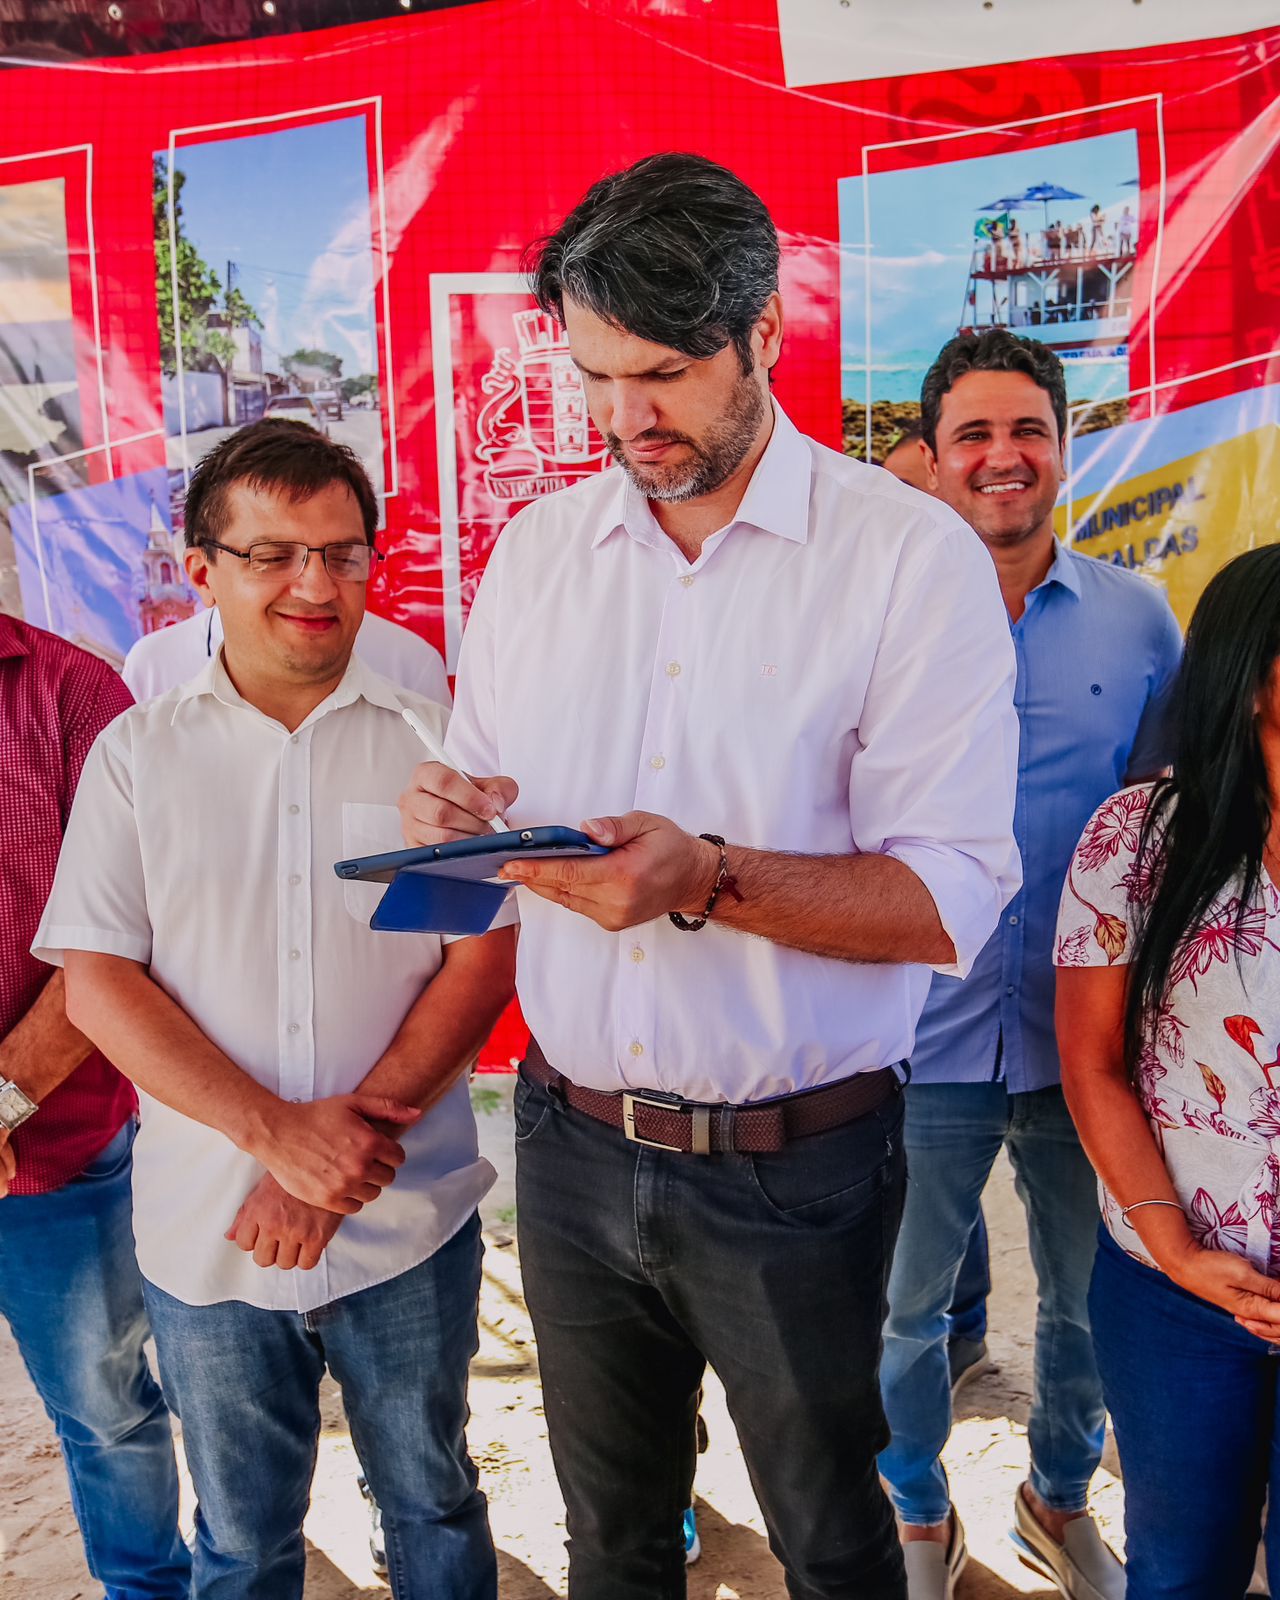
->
[948, 1210, 989, 1344]
[142, 1212, 495, 1600]
[1091, 1228, 1280, 1598]
[0, 1118, 189, 1600]
[879, 1082, 1104, 1523]
[514, 1064, 908, 1600]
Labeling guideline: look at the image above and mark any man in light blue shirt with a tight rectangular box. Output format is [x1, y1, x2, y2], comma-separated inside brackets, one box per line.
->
[879, 331, 1182, 1600]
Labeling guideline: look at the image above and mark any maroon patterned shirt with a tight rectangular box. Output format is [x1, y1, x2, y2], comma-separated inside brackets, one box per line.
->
[0, 615, 136, 1194]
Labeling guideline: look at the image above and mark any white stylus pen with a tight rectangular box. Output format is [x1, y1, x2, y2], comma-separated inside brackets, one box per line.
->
[400, 706, 508, 834]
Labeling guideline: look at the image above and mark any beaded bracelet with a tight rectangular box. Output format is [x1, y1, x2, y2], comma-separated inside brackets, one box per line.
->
[669, 833, 742, 932]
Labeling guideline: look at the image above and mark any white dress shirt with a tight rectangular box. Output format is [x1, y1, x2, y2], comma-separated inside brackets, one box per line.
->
[123, 607, 451, 707]
[446, 402, 1021, 1104]
[34, 654, 492, 1312]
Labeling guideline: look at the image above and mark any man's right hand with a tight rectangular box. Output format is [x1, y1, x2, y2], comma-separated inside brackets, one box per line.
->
[250, 1094, 422, 1213]
[398, 761, 519, 845]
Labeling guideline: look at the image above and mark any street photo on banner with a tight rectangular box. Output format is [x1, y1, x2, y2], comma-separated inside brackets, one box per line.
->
[156, 111, 385, 524]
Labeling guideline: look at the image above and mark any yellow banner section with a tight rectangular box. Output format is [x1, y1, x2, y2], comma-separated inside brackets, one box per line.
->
[1056, 424, 1280, 628]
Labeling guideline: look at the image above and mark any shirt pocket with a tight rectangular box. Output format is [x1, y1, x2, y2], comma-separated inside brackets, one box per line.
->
[340, 802, 405, 924]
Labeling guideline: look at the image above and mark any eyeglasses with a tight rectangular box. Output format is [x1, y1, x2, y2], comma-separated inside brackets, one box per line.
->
[198, 539, 383, 583]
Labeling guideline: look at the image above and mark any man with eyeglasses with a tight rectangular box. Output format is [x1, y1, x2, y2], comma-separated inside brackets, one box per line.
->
[122, 571, 450, 708]
[33, 418, 515, 1599]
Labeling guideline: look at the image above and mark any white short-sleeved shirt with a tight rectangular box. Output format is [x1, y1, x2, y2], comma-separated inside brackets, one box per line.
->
[123, 607, 451, 707]
[1056, 784, 1280, 1273]
[34, 653, 492, 1312]
[446, 401, 1022, 1103]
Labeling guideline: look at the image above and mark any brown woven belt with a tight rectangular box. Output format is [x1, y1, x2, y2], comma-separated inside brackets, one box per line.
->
[523, 1040, 900, 1155]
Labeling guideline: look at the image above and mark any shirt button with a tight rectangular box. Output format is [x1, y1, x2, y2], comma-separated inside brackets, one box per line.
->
[288, 873, 301, 886]
[679, 574, 695, 588]
[289, 949, 301, 961]
[629, 1039, 644, 1057]
[1005, 986, 1015, 997]
[1008, 914, 1019, 925]
[288, 1022, 301, 1034]
[287, 803, 300, 815]
[666, 662, 681, 678]
[290, 734, 299, 745]
[649, 754, 666, 770]
[630, 945, 645, 963]
[290, 1096, 302, 1104]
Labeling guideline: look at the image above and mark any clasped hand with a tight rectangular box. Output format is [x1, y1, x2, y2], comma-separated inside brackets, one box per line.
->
[397, 761, 719, 932]
[229, 1091, 422, 1271]
[226, 1172, 343, 1271]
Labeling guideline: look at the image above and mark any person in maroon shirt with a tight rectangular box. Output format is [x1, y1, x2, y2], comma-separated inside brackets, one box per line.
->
[0, 613, 189, 1598]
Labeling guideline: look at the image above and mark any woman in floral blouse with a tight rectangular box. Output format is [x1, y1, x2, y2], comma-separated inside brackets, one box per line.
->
[1055, 545, 1280, 1598]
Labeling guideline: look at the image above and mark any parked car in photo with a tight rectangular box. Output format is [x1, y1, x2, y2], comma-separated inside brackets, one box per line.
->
[312, 387, 344, 421]
[263, 393, 329, 436]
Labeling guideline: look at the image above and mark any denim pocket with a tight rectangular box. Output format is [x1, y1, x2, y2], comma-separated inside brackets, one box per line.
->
[513, 1069, 553, 1144]
[71, 1117, 137, 1183]
[747, 1107, 895, 1227]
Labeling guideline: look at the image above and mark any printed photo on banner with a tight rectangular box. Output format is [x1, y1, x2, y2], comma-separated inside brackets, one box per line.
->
[430, 275, 609, 664]
[839, 129, 1141, 463]
[8, 467, 179, 669]
[0, 175, 87, 620]
[1057, 380, 1280, 624]
[156, 112, 386, 524]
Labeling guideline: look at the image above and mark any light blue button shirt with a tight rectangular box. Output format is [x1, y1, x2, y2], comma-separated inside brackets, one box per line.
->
[910, 542, 1182, 1094]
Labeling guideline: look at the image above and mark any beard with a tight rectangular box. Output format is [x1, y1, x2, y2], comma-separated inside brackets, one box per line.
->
[606, 371, 769, 503]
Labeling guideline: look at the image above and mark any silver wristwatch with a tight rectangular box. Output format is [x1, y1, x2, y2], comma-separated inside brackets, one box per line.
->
[0, 1079, 38, 1132]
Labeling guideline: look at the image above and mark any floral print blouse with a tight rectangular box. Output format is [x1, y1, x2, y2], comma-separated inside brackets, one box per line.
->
[1055, 783, 1280, 1271]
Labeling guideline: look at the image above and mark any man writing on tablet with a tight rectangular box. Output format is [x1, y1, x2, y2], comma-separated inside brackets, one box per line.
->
[399, 153, 1020, 1600]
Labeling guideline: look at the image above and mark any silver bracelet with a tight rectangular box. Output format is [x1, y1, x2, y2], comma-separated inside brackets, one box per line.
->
[1120, 1198, 1184, 1225]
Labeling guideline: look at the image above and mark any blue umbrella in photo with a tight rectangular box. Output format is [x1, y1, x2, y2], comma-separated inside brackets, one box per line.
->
[978, 195, 1035, 212]
[1017, 181, 1087, 229]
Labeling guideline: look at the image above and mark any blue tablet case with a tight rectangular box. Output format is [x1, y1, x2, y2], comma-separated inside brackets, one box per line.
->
[370, 872, 512, 935]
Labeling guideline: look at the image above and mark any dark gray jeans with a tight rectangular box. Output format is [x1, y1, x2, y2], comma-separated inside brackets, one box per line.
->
[514, 1063, 908, 1600]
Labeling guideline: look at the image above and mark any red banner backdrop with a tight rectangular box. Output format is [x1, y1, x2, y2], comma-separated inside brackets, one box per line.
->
[1, 3, 1277, 1064]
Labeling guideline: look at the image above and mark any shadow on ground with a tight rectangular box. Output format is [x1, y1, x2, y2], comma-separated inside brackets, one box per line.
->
[687, 1498, 785, 1599]
[300, 1542, 559, 1598]
[959, 1561, 1056, 1600]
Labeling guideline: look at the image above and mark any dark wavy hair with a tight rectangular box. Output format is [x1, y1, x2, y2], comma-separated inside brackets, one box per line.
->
[1124, 545, 1280, 1071]
[524, 152, 780, 377]
[919, 329, 1067, 452]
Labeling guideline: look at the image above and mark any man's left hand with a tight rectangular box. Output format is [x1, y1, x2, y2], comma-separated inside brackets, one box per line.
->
[225, 1172, 345, 1270]
[498, 812, 719, 932]
[0, 1129, 13, 1199]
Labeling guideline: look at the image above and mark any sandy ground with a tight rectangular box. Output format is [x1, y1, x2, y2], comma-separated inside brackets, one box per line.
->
[0, 1080, 1125, 1599]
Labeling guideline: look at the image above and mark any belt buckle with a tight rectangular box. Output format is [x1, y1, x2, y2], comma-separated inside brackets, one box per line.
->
[621, 1089, 687, 1152]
